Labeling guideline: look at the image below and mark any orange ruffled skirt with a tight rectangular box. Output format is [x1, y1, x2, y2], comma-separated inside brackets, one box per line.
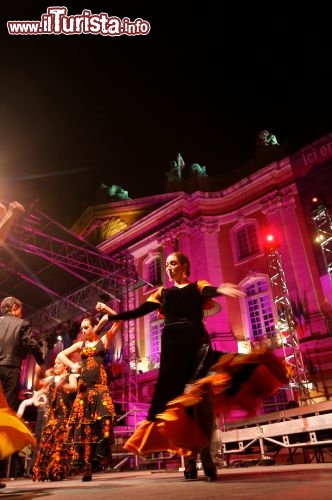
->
[124, 348, 291, 457]
[0, 382, 36, 460]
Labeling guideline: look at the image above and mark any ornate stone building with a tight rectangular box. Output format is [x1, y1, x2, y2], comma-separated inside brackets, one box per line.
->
[72, 133, 332, 414]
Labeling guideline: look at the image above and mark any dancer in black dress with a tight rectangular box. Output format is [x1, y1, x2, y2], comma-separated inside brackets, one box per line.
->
[96, 252, 251, 480]
[32, 359, 77, 482]
[96, 252, 290, 481]
[57, 314, 121, 481]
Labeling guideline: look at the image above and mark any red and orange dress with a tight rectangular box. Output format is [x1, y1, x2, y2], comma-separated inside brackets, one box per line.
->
[66, 339, 116, 468]
[0, 381, 36, 461]
[32, 374, 75, 481]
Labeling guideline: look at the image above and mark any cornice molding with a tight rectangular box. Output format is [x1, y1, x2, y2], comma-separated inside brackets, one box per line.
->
[261, 190, 297, 215]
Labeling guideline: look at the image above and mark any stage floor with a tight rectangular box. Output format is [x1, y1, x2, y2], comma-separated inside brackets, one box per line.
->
[2, 463, 332, 499]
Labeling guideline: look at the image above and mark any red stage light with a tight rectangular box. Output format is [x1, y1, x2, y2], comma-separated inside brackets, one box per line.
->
[263, 232, 280, 251]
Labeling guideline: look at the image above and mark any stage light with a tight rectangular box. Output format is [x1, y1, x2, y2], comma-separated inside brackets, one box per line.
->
[311, 192, 328, 210]
[315, 233, 325, 243]
[263, 232, 280, 251]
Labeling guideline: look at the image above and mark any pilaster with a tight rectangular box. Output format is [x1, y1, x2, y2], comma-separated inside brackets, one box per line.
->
[261, 190, 327, 335]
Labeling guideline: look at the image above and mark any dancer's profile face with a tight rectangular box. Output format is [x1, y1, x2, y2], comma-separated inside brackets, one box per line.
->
[166, 254, 187, 283]
[80, 319, 94, 341]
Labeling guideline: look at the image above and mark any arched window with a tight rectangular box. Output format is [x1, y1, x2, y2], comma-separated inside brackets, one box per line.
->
[148, 257, 162, 286]
[243, 277, 276, 344]
[142, 251, 163, 292]
[234, 222, 260, 261]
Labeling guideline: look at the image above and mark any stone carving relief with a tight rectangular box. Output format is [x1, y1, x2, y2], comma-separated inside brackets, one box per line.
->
[84, 216, 128, 245]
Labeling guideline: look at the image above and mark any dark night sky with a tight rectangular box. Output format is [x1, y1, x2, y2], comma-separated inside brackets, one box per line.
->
[1, 2, 331, 227]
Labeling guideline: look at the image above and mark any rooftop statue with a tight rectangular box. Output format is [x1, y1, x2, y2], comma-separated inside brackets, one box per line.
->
[190, 163, 208, 177]
[256, 130, 279, 149]
[165, 152, 185, 182]
[97, 183, 131, 201]
[108, 184, 130, 200]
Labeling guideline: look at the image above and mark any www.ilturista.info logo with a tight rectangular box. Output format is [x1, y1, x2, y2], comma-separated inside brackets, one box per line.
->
[7, 7, 151, 36]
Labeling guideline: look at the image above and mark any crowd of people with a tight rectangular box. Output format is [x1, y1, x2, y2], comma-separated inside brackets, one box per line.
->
[0, 251, 290, 487]
[0, 298, 122, 484]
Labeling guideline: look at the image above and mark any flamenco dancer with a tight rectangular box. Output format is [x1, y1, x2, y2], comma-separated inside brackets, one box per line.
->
[57, 313, 121, 481]
[31, 359, 78, 482]
[96, 251, 290, 481]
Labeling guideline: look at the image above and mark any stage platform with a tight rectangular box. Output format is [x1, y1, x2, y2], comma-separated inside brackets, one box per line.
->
[213, 401, 332, 465]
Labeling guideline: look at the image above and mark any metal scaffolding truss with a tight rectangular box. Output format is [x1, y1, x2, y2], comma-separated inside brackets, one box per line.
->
[25, 274, 125, 330]
[0, 206, 138, 331]
[117, 253, 138, 407]
[9, 209, 131, 278]
[265, 247, 309, 404]
[311, 201, 332, 282]
[1, 206, 143, 404]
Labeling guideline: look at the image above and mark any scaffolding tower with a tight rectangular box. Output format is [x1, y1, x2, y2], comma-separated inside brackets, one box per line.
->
[265, 242, 310, 405]
[311, 195, 332, 283]
[115, 252, 139, 409]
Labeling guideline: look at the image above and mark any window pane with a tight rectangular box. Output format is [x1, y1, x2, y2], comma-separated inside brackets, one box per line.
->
[148, 257, 162, 286]
[245, 280, 275, 343]
[237, 224, 259, 260]
[150, 312, 163, 367]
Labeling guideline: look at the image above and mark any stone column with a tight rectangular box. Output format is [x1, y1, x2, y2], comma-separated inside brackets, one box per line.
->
[190, 218, 236, 351]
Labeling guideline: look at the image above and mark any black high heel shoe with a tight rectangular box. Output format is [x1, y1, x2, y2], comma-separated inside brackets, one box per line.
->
[50, 472, 64, 481]
[82, 463, 92, 482]
[200, 449, 217, 481]
[184, 458, 197, 480]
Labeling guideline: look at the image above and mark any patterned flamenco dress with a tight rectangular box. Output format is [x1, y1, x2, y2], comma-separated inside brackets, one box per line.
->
[66, 339, 116, 479]
[32, 374, 75, 481]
